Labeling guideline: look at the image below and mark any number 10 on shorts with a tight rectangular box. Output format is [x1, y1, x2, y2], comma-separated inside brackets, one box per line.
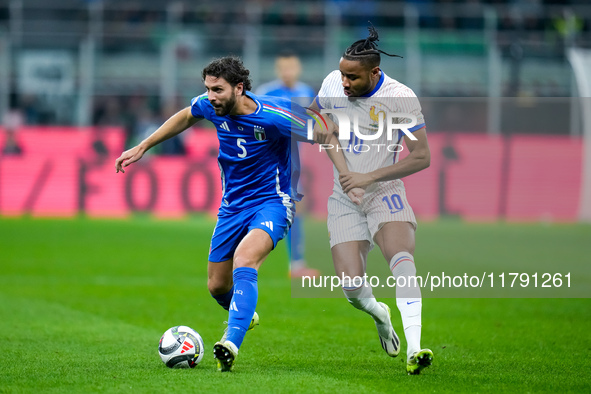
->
[383, 194, 404, 213]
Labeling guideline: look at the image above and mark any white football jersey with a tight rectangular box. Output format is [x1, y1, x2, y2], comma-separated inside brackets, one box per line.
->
[316, 70, 426, 194]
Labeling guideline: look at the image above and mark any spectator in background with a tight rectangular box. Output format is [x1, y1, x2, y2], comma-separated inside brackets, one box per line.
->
[19, 95, 41, 125]
[256, 51, 319, 278]
[2, 108, 24, 156]
[256, 51, 315, 101]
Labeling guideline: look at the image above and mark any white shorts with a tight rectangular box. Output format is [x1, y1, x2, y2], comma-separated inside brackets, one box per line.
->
[327, 180, 417, 249]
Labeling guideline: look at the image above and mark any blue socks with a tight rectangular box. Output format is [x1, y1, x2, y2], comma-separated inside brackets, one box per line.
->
[212, 287, 234, 311]
[288, 216, 304, 262]
[226, 267, 258, 349]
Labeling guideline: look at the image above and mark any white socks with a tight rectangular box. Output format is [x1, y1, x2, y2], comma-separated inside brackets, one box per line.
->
[341, 251, 424, 359]
[342, 280, 389, 324]
[390, 251, 422, 358]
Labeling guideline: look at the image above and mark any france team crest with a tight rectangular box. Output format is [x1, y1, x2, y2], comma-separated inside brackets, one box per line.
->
[254, 126, 266, 141]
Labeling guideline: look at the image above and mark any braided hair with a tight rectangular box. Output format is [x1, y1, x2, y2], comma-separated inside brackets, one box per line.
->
[342, 24, 402, 69]
[202, 56, 252, 94]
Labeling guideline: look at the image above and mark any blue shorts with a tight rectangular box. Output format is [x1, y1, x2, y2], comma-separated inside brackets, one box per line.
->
[208, 203, 294, 263]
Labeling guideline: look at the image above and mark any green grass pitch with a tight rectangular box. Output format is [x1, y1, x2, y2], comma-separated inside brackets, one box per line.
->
[0, 217, 589, 392]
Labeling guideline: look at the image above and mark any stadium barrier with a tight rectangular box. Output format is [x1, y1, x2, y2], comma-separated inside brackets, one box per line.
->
[0, 127, 582, 222]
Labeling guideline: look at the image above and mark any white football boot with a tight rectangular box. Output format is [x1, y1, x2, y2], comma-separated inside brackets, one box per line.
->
[375, 302, 400, 357]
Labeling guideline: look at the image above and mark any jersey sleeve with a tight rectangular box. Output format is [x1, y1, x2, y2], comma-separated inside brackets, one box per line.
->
[394, 87, 425, 132]
[190, 93, 209, 120]
[269, 98, 314, 143]
[315, 70, 340, 110]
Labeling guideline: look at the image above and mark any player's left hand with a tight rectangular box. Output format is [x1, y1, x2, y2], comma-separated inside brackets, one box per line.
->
[340, 172, 373, 193]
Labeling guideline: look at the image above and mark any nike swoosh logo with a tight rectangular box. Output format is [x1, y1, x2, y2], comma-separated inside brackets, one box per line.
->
[407, 301, 420, 305]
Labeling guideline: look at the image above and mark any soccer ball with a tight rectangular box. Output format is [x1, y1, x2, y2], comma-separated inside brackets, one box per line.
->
[158, 326, 205, 368]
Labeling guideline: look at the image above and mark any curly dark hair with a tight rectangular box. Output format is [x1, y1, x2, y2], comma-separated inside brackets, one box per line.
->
[343, 24, 402, 69]
[202, 56, 252, 94]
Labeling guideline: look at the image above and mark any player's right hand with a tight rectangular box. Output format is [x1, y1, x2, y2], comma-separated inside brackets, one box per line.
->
[115, 145, 146, 173]
[347, 188, 365, 206]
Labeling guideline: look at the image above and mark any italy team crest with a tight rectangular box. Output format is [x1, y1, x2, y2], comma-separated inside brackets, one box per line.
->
[254, 126, 266, 141]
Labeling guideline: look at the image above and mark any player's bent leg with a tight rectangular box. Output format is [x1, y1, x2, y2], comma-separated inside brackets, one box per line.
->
[374, 222, 428, 367]
[214, 229, 274, 371]
[208, 259, 234, 310]
[233, 228, 275, 270]
[208, 258, 260, 346]
[342, 287, 400, 358]
[373, 221, 415, 261]
[219, 265, 259, 366]
[331, 240, 370, 280]
[343, 281, 400, 357]
[390, 251, 423, 361]
[332, 241, 399, 357]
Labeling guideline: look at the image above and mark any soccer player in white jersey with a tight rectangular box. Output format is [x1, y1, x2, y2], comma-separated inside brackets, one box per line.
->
[311, 26, 434, 375]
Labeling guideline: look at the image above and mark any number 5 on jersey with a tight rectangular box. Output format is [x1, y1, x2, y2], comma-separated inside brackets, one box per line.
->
[237, 138, 247, 158]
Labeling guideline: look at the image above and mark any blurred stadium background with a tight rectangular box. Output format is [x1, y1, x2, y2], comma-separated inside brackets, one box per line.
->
[0, 0, 590, 222]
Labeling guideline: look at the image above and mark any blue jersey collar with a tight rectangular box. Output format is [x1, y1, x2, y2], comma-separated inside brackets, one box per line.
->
[360, 70, 384, 98]
[244, 91, 262, 115]
[228, 91, 261, 117]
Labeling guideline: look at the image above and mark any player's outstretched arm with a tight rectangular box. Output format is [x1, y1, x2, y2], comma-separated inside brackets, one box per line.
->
[115, 107, 201, 173]
[339, 127, 430, 193]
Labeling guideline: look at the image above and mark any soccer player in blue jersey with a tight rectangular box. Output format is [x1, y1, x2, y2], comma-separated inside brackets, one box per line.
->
[115, 56, 346, 372]
[256, 51, 319, 279]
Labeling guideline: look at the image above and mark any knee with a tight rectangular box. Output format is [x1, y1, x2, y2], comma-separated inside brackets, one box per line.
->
[232, 255, 257, 270]
[208, 277, 232, 296]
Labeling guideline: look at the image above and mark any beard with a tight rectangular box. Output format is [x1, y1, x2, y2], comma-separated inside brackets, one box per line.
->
[212, 93, 237, 116]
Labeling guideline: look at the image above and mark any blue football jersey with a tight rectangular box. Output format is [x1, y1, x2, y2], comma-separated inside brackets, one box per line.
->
[190, 91, 312, 212]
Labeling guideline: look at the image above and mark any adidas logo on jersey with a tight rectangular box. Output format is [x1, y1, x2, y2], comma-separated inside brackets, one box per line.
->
[261, 221, 274, 231]
[220, 121, 230, 131]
